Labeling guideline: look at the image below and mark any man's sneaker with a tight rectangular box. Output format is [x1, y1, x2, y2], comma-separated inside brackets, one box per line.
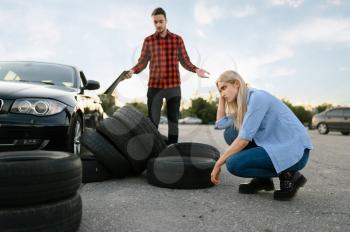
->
[239, 178, 275, 194]
[273, 171, 307, 201]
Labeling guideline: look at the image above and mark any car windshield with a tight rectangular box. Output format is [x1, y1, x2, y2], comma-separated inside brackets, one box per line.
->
[0, 62, 76, 88]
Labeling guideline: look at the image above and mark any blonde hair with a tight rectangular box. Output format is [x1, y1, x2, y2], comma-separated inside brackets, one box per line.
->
[216, 70, 249, 130]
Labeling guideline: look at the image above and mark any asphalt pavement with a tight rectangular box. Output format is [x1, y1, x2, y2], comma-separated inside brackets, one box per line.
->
[78, 125, 350, 232]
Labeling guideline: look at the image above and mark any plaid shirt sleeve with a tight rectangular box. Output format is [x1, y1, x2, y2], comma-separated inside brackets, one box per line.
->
[178, 37, 198, 73]
[132, 38, 150, 74]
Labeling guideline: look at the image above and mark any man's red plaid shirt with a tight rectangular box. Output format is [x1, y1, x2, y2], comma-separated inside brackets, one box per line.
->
[132, 30, 198, 88]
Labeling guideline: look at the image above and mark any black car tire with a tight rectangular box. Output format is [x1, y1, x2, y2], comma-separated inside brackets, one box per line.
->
[116, 105, 167, 157]
[146, 142, 220, 189]
[0, 151, 82, 208]
[341, 131, 350, 136]
[81, 156, 113, 183]
[80, 128, 131, 178]
[67, 114, 83, 156]
[147, 156, 216, 189]
[158, 142, 220, 160]
[115, 108, 156, 158]
[97, 117, 148, 175]
[0, 194, 82, 232]
[317, 123, 329, 135]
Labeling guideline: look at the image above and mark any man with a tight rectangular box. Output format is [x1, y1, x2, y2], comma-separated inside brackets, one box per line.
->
[124, 7, 209, 144]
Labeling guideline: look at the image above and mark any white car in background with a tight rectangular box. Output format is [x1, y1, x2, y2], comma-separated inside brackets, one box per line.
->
[159, 116, 168, 124]
[179, 117, 202, 124]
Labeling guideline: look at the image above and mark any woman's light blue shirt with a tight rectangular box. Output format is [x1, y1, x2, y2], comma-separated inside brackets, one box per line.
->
[216, 88, 313, 174]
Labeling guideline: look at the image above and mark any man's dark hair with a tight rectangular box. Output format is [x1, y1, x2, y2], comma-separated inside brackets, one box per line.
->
[152, 7, 166, 19]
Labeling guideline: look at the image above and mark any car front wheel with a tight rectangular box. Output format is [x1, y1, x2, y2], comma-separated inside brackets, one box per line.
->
[317, 123, 329, 135]
[341, 131, 349, 136]
[67, 115, 83, 156]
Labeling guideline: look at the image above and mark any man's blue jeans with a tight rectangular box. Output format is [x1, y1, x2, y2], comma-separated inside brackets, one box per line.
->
[223, 126, 309, 178]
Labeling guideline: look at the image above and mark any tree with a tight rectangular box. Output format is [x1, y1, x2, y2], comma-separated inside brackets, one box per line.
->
[293, 106, 313, 125]
[315, 103, 333, 114]
[180, 97, 217, 124]
[282, 99, 312, 125]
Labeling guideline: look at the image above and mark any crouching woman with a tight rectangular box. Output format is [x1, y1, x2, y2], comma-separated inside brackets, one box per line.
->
[211, 70, 313, 201]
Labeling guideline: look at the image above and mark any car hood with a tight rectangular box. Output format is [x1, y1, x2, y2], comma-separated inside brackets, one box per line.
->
[0, 81, 78, 99]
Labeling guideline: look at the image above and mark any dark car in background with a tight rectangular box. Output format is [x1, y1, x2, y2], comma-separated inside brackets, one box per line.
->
[311, 107, 350, 135]
[0, 61, 104, 154]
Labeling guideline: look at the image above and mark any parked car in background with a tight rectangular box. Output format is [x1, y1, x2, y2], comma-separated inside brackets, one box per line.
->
[0, 61, 104, 154]
[179, 117, 202, 124]
[311, 107, 350, 135]
[159, 116, 168, 124]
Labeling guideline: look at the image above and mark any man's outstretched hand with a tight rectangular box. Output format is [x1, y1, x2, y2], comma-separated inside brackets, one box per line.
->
[196, 68, 210, 78]
[124, 68, 209, 80]
[123, 69, 134, 81]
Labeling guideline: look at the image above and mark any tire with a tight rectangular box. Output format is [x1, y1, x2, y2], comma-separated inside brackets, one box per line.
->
[147, 156, 216, 189]
[97, 117, 148, 175]
[158, 142, 220, 160]
[67, 115, 83, 156]
[317, 123, 329, 135]
[146, 142, 220, 189]
[0, 151, 81, 208]
[80, 128, 132, 178]
[116, 108, 159, 158]
[341, 131, 350, 136]
[0, 194, 82, 232]
[116, 105, 166, 157]
[81, 156, 113, 183]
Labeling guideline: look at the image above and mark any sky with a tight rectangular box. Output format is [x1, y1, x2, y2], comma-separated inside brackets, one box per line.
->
[0, 0, 349, 107]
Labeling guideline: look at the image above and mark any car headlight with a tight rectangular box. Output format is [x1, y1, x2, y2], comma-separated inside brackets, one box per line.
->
[11, 99, 66, 116]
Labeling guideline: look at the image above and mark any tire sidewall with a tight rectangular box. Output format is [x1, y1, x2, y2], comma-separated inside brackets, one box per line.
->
[317, 123, 329, 134]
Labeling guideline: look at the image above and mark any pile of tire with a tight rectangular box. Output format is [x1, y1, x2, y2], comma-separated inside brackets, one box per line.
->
[0, 151, 82, 231]
[80, 105, 220, 189]
[80, 105, 167, 182]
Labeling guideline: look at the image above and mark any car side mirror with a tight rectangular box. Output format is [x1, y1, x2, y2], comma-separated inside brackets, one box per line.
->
[85, 80, 100, 90]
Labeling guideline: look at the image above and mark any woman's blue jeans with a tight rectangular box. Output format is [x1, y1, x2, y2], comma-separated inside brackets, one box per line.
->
[223, 126, 309, 178]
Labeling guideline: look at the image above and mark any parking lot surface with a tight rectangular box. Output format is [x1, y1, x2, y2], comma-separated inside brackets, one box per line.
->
[78, 125, 350, 232]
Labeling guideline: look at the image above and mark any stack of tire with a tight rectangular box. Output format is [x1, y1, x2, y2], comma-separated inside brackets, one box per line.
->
[0, 151, 82, 231]
[80, 105, 167, 182]
[80, 105, 220, 189]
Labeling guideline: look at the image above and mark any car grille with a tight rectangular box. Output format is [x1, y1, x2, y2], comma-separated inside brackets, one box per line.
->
[0, 99, 3, 111]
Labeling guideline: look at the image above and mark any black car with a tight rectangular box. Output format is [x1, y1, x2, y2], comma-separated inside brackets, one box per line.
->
[0, 61, 104, 154]
[311, 107, 350, 135]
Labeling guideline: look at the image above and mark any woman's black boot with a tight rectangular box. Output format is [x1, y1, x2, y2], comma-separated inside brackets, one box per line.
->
[274, 171, 307, 201]
[239, 178, 274, 194]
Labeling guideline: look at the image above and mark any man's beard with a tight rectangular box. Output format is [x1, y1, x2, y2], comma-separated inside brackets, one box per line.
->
[157, 27, 165, 33]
